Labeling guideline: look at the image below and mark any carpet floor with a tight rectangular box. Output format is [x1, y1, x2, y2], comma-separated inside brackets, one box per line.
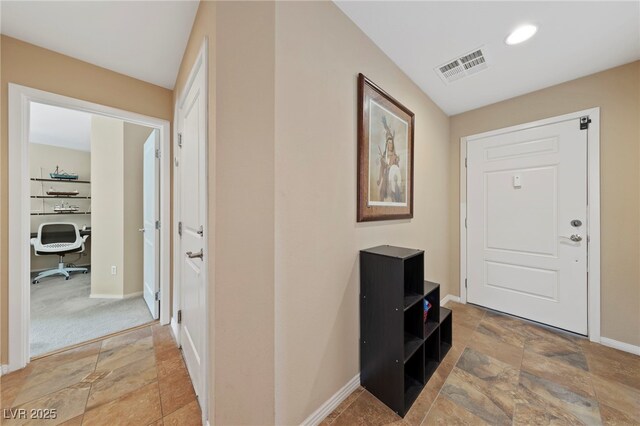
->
[30, 271, 154, 357]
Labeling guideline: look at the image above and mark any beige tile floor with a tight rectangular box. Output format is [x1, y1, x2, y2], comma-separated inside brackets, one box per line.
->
[1, 324, 202, 425]
[322, 302, 640, 426]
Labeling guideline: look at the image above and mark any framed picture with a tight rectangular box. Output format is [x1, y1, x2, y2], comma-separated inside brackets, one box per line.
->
[357, 73, 415, 222]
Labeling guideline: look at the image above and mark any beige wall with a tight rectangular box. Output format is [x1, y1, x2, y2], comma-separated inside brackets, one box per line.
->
[123, 123, 154, 296]
[29, 143, 92, 271]
[450, 61, 640, 346]
[216, 2, 277, 424]
[90, 116, 125, 298]
[0, 35, 173, 362]
[90, 118, 152, 298]
[174, 2, 450, 423]
[274, 2, 450, 424]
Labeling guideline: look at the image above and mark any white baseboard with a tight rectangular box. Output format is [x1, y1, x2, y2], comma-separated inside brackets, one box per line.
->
[1, 364, 9, 376]
[90, 291, 143, 299]
[90, 293, 124, 299]
[170, 316, 180, 344]
[123, 291, 143, 299]
[440, 294, 460, 306]
[599, 337, 640, 355]
[301, 374, 360, 426]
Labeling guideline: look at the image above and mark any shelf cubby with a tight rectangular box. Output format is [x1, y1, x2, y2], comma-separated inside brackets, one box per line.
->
[439, 307, 452, 362]
[405, 301, 424, 342]
[404, 345, 425, 410]
[360, 245, 453, 417]
[424, 328, 440, 382]
[404, 292, 423, 311]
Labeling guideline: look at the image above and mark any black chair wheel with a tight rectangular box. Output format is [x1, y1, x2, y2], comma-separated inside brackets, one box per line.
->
[33, 280, 39, 284]
[83, 271, 88, 274]
[65, 276, 70, 280]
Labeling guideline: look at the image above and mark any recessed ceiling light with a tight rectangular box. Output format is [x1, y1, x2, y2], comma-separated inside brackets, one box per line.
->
[505, 24, 538, 45]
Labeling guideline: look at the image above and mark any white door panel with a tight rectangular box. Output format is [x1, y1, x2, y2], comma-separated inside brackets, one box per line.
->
[467, 118, 588, 334]
[177, 61, 206, 400]
[143, 130, 159, 319]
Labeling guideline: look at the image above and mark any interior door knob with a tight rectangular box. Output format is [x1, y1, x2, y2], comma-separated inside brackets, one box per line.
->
[138, 228, 145, 233]
[570, 234, 582, 242]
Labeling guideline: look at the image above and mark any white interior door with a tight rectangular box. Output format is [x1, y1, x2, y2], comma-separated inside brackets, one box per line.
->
[467, 118, 588, 334]
[143, 130, 160, 319]
[177, 60, 206, 400]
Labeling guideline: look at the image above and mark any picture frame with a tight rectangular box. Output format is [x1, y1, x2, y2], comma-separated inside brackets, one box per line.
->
[357, 73, 415, 222]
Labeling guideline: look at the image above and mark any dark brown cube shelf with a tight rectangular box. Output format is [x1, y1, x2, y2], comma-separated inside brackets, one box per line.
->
[360, 245, 453, 417]
[439, 307, 453, 361]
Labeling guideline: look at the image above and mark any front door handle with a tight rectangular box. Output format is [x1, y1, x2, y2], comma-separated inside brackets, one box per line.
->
[186, 249, 203, 260]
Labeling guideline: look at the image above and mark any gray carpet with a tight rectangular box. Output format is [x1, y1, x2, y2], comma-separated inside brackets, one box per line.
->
[30, 271, 154, 356]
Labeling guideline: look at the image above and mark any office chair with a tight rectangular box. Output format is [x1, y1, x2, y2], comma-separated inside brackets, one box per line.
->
[30, 222, 89, 284]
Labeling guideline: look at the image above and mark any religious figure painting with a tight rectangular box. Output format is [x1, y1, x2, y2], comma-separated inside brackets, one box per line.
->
[357, 74, 414, 222]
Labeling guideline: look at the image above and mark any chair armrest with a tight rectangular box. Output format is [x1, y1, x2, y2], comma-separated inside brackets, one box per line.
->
[82, 235, 89, 243]
[30, 238, 37, 246]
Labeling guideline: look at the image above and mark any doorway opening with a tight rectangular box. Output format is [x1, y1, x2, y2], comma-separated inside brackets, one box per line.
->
[8, 84, 171, 370]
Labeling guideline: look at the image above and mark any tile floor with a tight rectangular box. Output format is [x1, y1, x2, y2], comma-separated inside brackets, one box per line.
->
[322, 302, 640, 426]
[1, 324, 202, 425]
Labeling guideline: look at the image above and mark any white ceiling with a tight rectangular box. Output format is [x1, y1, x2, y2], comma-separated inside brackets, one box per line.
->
[30, 103, 92, 152]
[335, 1, 640, 115]
[0, 1, 199, 89]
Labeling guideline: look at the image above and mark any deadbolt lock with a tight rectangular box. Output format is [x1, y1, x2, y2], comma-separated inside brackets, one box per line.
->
[571, 219, 582, 227]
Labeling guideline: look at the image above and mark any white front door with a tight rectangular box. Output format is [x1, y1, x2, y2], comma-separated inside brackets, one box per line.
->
[467, 117, 588, 334]
[177, 59, 207, 400]
[142, 130, 159, 319]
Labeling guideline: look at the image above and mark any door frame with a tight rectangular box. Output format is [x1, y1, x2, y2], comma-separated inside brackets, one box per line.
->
[7, 83, 172, 372]
[459, 107, 601, 342]
[172, 38, 210, 424]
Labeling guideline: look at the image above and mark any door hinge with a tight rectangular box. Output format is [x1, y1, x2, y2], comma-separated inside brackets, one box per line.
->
[465, 157, 468, 168]
[178, 133, 183, 147]
[177, 310, 182, 324]
[178, 221, 183, 237]
[580, 116, 591, 130]
[155, 220, 161, 230]
[465, 278, 468, 289]
[154, 291, 160, 301]
[155, 148, 161, 159]
[465, 217, 467, 228]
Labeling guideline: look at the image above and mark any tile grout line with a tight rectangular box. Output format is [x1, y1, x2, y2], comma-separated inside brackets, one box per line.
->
[417, 341, 468, 426]
[3, 325, 177, 425]
[323, 388, 365, 425]
[91, 326, 168, 423]
[581, 346, 606, 424]
[418, 306, 486, 426]
[154, 346, 166, 422]
[83, 327, 160, 418]
[9, 327, 153, 411]
[82, 336, 107, 421]
[7, 351, 101, 410]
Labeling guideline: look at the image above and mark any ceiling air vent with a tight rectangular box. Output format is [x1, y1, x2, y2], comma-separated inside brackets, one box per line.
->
[435, 47, 488, 84]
